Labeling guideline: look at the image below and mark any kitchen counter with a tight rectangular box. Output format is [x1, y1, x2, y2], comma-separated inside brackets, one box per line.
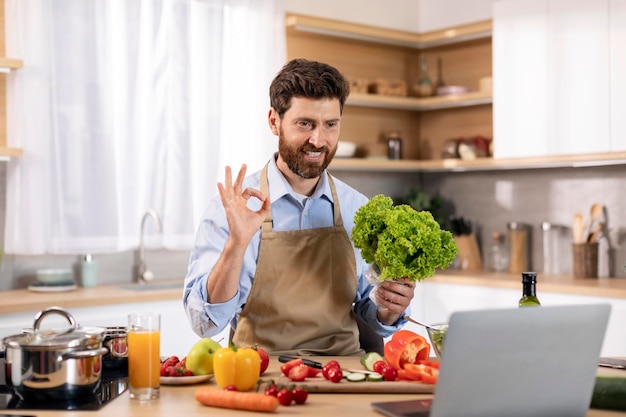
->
[8, 356, 626, 416]
[0, 279, 183, 315]
[434, 270, 626, 299]
[2, 271, 626, 316]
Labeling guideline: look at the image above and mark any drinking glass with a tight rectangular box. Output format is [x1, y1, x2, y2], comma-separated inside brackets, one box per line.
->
[127, 312, 160, 400]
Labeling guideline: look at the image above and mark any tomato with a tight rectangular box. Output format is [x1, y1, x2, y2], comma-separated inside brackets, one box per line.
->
[291, 386, 308, 405]
[223, 385, 238, 391]
[322, 360, 341, 379]
[288, 364, 309, 382]
[306, 366, 321, 378]
[384, 330, 430, 370]
[277, 388, 293, 406]
[255, 346, 270, 375]
[403, 363, 439, 384]
[382, 366, 398, 381]
[264, 384, 279, 397]
[373, 360, 387, 374]
[325, 367, 343, 383]
[280, 358, 303, 377]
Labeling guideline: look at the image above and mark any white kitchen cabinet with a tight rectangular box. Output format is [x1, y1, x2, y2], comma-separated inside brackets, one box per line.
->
[610, 0, 626, 152]
[493, 0, 549, 158]
[494, 0, 619, 158]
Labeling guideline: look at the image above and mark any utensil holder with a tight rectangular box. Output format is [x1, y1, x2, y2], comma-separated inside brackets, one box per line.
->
[572, 242, 598, 278]
[454, 234, 483, 271]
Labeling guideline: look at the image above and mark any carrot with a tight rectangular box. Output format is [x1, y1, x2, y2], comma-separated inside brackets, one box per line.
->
[195, 387, 279, 413]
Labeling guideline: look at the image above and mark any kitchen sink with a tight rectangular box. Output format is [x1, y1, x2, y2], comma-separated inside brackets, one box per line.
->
[118, 283, 181, 292]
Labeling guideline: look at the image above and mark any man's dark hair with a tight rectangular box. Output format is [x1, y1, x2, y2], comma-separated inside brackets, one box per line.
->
[269, 58, 350, 117]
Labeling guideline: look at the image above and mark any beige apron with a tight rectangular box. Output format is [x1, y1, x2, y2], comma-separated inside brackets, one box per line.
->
[232, 165, 362, 356]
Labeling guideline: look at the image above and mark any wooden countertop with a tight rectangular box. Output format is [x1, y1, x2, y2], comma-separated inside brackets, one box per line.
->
[0, 279, 183, 315]
[2, 270, 626, 316]
[10, 356, 626, 416]
[432, 270, 626, 300]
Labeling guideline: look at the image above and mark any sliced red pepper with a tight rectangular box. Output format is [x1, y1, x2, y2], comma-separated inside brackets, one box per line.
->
[403, 363, 439, 384]
[280, 358, 303, 377]
[384, 329, 430, 370]
[417, 359, 440, 369]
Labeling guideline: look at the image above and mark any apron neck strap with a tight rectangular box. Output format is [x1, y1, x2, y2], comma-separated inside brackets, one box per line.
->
[259, 163, 344, 233]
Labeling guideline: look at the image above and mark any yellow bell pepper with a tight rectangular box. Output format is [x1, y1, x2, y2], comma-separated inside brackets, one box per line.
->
[213, 346, 260, 391]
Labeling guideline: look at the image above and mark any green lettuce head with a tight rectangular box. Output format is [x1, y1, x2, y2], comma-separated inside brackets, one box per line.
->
[352, 194, 458, 282]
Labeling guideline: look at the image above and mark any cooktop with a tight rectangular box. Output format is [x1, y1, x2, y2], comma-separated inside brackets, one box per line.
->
[0, 367, 128, 411]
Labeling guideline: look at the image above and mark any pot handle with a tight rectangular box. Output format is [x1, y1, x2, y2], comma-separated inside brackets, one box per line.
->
[62, 347, 109, 360]
[33, 306, 77, 337]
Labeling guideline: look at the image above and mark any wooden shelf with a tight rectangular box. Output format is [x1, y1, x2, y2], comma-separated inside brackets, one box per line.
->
[0, 56, 23, 71]
[286, 13, 491, 49]
[0, 147, 24, 160]
[347, 90, 492, 111]
[330, 151, 626, 173]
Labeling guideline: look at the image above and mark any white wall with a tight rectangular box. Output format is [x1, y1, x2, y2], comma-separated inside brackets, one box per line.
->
[284, 0, 494, 33]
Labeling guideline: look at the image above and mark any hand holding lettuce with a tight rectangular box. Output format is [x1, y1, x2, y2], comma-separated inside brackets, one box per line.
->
[352, 194, 458, 282]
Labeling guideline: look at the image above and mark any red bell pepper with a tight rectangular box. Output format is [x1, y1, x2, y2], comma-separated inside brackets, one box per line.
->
[384, 329, 430, 370]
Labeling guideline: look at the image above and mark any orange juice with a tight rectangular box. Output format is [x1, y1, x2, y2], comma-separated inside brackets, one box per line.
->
[128, 330, 160, 388]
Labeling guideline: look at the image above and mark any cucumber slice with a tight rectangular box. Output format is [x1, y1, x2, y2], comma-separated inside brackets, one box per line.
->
[366, 372, 384, 382]
[346, 372, 367, 382]
[361, 351, 385, 371]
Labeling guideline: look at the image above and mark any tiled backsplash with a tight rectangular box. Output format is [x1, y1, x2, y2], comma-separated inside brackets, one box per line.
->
[1, 163, 624, 291]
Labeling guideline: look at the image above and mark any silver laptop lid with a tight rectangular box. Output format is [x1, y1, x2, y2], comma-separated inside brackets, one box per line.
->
[430, 304, 611, 417]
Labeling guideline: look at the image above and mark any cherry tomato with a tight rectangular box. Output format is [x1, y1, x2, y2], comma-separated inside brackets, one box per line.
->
[382, 366, 398, 382]
[288, 364, 309, 382]
[306, 366, 321, 378]
[255, 346, 270, 375]
[325, 367, 343, 383]
[264, 384, 279, 397]
[224, 385, 238, 391]
[373, 360, 387, 374]
[322, 360, 341, 379]
[276, 387, 293, 406]
[291, 386, 308, 405]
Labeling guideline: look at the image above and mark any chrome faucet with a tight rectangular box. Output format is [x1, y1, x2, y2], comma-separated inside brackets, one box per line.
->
[137, 209, 162, 283]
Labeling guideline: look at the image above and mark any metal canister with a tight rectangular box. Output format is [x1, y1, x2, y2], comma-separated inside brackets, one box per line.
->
[387, 132, 403, 160]
[507, 222, 531, 273]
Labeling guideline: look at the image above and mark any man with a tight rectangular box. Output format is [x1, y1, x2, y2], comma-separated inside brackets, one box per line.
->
[184, 59, 414, 355]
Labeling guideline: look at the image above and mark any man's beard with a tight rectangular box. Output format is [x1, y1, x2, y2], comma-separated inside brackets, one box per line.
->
[278, 132, 337, 179]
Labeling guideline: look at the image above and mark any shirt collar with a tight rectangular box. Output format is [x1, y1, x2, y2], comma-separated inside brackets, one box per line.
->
[267, 153, 334, 204]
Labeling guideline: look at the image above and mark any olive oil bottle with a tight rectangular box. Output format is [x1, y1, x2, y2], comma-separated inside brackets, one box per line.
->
[519, 272, 541, 307]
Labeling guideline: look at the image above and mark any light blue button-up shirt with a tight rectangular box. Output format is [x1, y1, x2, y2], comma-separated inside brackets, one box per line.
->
[183, 155, 407, 339]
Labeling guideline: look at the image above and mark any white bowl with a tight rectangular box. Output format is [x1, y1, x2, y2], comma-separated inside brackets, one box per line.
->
[335, 141, 357, 158]
[36, 268, 74, 284]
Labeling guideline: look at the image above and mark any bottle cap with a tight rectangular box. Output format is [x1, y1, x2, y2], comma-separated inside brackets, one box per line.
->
[84, 254, 93, 262]
[522, 272, 537, 282]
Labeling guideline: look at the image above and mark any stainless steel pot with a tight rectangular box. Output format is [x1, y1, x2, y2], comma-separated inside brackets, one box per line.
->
[103, 326, 128, 369]
[2, 306, 108, 401]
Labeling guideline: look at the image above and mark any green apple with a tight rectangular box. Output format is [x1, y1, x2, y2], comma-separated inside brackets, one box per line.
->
[185, 337, 222, 375]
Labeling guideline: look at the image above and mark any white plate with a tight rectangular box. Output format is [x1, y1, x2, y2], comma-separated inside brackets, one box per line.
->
[160, 374, 213, 385]
[27, 283, 77, 292]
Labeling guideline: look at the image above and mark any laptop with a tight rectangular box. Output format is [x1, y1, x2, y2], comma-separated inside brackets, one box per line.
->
[372, 304, 611, 417]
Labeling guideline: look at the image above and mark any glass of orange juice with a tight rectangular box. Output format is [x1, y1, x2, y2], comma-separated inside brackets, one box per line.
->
[128, 312, 160, 400]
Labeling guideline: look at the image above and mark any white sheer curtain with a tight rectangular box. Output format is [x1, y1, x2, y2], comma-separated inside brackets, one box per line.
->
[4, 0, 286, 254]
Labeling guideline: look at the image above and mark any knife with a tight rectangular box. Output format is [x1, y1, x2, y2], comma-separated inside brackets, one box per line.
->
[277, 355, 377, 374]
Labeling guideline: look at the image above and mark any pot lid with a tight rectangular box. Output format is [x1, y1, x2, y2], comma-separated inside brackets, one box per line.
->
[2, 307, 105, 349]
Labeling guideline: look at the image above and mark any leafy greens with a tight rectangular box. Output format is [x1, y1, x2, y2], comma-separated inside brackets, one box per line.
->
[352, 194, 458, 282]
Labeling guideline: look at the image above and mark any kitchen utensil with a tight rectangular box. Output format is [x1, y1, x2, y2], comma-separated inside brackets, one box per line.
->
[587, 203, 604, 242]
[588, 222, 604, 243]
[102, 326, 128, 369]
[403, 315, 438, 331]
[2, 307, 107, 402]
[508, 222, 531, 273]
[572, 213, 586, 244]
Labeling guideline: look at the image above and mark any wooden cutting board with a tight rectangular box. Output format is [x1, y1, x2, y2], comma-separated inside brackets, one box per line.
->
[262, 355, 436, 394]
[268, 373, 435, 393]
